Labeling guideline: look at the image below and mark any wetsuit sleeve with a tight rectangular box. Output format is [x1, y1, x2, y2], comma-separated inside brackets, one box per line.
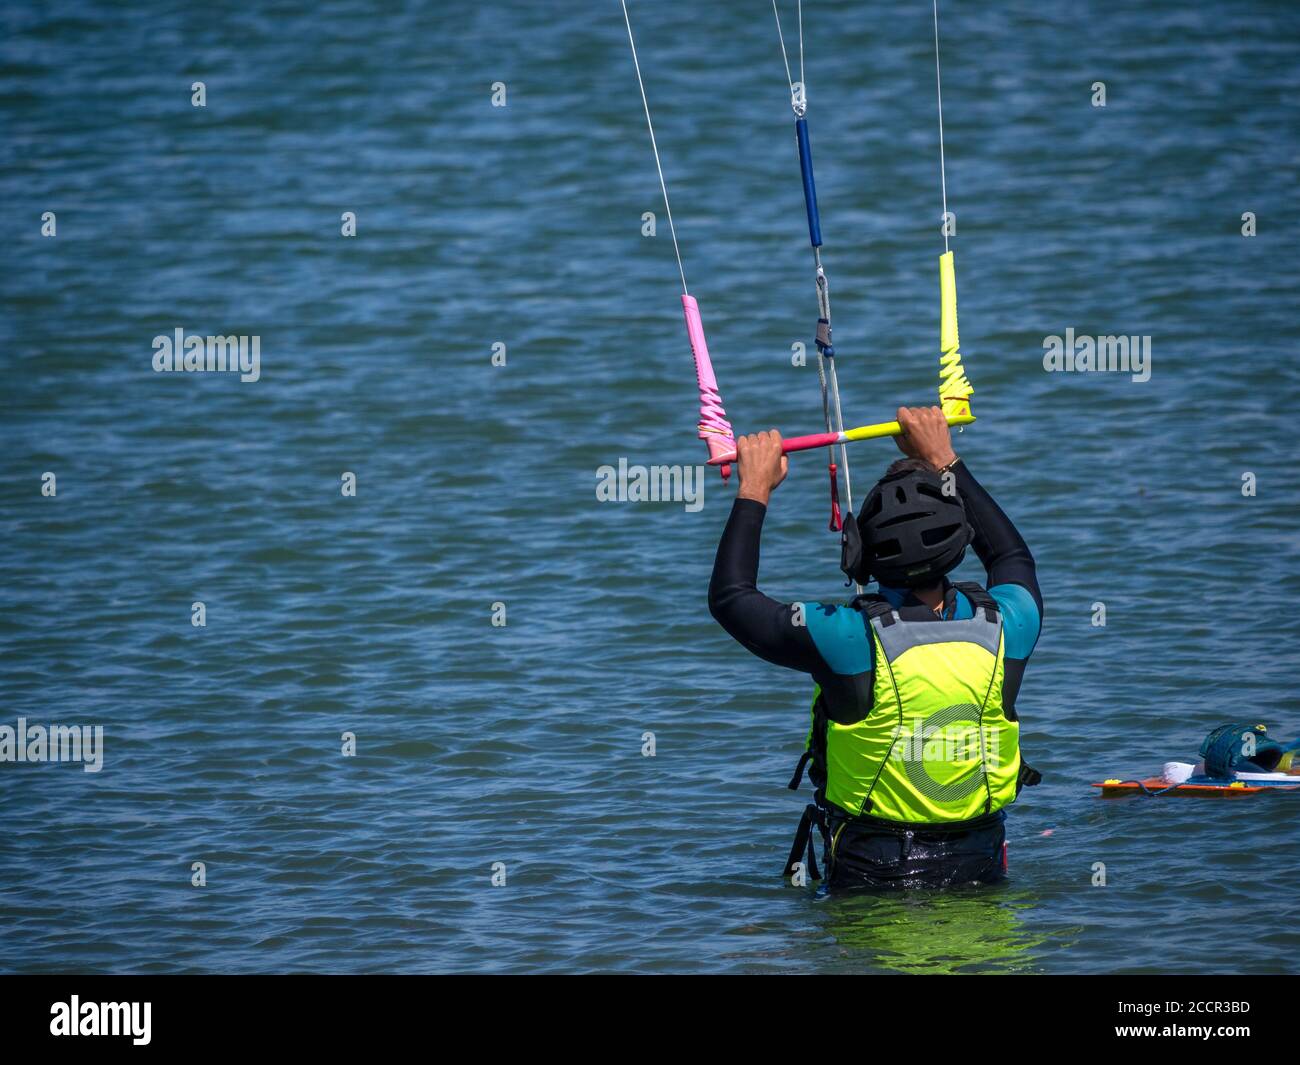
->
[954, 460, 1042, 619]
[707, 498, 825, 673]
[954, 460, 1042, 718]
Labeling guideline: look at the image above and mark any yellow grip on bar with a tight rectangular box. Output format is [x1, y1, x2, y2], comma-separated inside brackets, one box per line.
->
[937, 250, 973, 418]
[842, 409, 974, 444]
[823, 250, 978, 447]
[939, 250, 959, 355]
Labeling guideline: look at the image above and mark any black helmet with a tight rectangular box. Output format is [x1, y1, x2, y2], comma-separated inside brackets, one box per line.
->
[840, 467, 971, 587]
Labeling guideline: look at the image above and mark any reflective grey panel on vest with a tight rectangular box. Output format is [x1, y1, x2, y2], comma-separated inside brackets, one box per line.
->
[869, 614, 1002, 662]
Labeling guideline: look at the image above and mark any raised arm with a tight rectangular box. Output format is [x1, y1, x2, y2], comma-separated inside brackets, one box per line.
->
[894, 406, 1041, 614]
[953, 461, 1041, 614]
[708, 431, 824, 673]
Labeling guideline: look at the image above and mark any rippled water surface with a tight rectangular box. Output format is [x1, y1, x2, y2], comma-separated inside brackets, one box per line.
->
[1, 0, 1297, 973]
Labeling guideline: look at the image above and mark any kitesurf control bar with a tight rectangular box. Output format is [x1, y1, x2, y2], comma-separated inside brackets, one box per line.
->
[705, 410, 975, 467]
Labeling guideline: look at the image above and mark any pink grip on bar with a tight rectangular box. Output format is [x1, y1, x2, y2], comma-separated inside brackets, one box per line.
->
[707, 429, 841, 467]
[682, 294, 735, 475]
[781, 430, 842, 453]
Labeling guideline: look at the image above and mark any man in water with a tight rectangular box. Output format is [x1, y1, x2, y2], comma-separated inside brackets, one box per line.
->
[709, 406, 1042, 889]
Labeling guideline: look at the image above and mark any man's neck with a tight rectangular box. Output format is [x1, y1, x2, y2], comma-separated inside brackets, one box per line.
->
[913, 582, 947, 613]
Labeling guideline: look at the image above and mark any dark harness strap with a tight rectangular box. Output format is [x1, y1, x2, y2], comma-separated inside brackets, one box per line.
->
[787, 749, 813, 790]
[782, 803, 830, 881]
[951, 580, 999, 622]
[851, 593, 896, 626]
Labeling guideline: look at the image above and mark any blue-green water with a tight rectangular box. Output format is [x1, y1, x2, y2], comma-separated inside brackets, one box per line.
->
[1, 0, 1297, 974]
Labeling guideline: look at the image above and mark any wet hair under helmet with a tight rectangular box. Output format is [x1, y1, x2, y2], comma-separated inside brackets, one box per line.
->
[840, 464, 972, 587]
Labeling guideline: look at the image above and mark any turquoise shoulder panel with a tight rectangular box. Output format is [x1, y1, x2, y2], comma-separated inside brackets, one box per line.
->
[988, 582, 1041, 660]
[804, 602, 873, 676]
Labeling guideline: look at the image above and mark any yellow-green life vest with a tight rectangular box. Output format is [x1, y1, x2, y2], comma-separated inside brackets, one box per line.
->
[816, 587, 1020, 824]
